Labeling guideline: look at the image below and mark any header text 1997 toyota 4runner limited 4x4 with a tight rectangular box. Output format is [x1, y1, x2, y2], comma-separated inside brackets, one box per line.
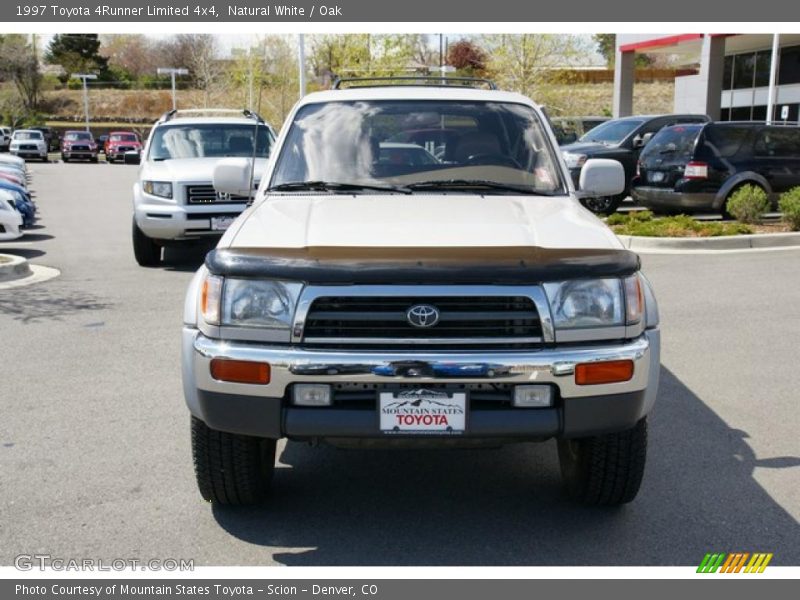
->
[182, 77, 661, 507]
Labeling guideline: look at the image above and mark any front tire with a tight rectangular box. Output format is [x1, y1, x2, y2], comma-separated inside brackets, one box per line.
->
[131, 219, 162, 266]
[580, 193, 625, 215]
[558, 417, 647, 506]
[191, 416, 276, 505]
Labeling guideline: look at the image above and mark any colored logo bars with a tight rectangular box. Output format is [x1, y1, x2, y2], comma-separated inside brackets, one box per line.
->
[697, 552, 773, 573]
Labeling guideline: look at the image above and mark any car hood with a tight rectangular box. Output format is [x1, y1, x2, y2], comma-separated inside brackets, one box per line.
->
[560, 141, 621, 156]
[224, 194, 623, 251]
[141, 157, 268, 183]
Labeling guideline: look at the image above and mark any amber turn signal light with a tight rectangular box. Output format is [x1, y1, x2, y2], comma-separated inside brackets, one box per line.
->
[210, 359, 271, 385]
[575, 360, 634, 385]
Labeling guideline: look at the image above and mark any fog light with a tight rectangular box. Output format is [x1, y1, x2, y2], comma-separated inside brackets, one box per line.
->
[513, 385, 553, 408]
[210, 359, 270, 384]
[575, 360, 634, 385]
[293, 384, 332, 406]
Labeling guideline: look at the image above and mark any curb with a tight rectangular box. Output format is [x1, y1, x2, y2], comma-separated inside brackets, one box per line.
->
[617, 232, 800, 251]
[0, 253, 60, 289]
[0, 253, 32, 283]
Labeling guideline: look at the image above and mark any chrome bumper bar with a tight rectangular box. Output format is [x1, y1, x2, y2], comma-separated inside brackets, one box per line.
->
[189, 331, 651, 399]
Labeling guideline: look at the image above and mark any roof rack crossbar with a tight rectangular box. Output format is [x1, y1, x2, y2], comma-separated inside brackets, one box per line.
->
[158, 108, 265, 124]
[332, 76, 497, 91]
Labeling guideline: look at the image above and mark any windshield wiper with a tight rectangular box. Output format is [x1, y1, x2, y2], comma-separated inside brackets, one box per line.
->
[267, 181, 411, 194]
[406, 179, 557, 195]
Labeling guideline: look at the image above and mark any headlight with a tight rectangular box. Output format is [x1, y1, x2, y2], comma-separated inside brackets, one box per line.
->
[544, 278, 624, 329]
[143, 181, 173, 199]
[562, 152, 588, 169]
[544, 275, 645, 329]
[199, 277, 303, 330]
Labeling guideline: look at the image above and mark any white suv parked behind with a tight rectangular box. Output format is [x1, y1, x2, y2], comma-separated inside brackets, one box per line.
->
[9, 129, 48, 161]
[132, 109, 276, 266]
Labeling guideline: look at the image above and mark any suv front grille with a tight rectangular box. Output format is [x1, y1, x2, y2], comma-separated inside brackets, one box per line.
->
[302, 295, 542, 349]
[186, 185, 249, 204]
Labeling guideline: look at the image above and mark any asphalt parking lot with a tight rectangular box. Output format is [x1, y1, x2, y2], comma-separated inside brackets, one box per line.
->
[1, 162, 799, 567]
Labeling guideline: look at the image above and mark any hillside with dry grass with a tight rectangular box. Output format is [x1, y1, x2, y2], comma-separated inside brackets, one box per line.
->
[21, 81, 676, 127]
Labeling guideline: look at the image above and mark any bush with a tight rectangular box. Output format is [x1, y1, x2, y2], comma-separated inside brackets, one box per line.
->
[606, 210, 652, 225]
[608, 212, 752, 237]
[726, 185, 769, 224]
[779, 187, 800, 231]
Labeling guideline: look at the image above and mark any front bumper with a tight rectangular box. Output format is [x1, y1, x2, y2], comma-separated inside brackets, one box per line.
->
[184, 329, 660, 442]
[134, 192, 246, 241]
[62, 150, 97, 159]
[632, 186, 715, 211]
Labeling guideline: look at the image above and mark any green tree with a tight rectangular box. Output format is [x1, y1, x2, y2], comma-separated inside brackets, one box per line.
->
[592, 33, 653, 68]
[45, 33, 109, 82]
[593, 34, 615, 67]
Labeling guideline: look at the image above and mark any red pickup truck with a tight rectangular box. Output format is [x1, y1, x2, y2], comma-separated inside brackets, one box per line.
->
[105, 131, 142, 163]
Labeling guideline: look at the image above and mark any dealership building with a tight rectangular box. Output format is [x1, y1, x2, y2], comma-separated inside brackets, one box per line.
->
[614, 34, 800, 123]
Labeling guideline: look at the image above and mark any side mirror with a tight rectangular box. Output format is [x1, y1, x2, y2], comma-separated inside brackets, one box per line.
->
[123, 151, 141, 165]
[213, 157, 253, 197]
[632, 132, 654, 148]
[578, 158, 625, 197]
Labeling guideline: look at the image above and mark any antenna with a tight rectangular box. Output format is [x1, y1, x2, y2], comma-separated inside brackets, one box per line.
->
[244, 110, 259, 205]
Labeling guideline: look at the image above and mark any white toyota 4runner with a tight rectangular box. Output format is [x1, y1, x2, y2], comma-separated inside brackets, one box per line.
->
[132, 109, 276, 266]
[182, 78, 661, 506]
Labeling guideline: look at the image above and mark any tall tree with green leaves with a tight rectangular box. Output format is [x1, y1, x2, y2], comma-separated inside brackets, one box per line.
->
[45, 33, 109, 82]
[593, 34, 616, 67]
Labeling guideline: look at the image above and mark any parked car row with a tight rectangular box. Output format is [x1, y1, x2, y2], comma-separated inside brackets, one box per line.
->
[0, 153, 36, 242]
[2, 126, 143, 163]
[560, 113, 800, 216]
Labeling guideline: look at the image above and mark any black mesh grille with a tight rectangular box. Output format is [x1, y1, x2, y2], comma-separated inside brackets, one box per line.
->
[303, 296, 542, 349]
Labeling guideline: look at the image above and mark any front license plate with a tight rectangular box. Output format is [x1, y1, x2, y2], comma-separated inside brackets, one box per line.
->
[379, 389, 466, 435]
[648, 171, 665, 183]
[210, 216, 235, 231]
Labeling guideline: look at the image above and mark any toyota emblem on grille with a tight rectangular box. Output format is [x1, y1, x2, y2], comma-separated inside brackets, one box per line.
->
[406, 304, 440, 328]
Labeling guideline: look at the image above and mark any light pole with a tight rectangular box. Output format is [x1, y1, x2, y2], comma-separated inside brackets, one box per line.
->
[157, 67, 189, 110]
[71, 73, 97, 132]
[298, 34, 306, 99]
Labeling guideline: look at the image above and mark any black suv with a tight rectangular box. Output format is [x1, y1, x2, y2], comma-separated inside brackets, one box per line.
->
[632, 122, 800, 216]
[561, 114, 710, 213]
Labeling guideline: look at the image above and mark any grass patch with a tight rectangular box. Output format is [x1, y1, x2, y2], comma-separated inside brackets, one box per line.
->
[608, 211, 753, 237]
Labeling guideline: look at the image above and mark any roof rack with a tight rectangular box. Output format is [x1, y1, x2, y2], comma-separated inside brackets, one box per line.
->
[332, 76, 497, 91]
[157, 108, 265, 124]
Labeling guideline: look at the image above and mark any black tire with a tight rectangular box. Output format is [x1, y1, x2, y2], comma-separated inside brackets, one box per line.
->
[557, 417, 647, 506]
[131, 219, 162, 266]
[62, 155, 68, 163]
[191, 416, 276, 505]
[580, 193, 626, 215]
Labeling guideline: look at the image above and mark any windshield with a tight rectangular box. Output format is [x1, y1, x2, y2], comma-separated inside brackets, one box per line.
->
[147, 123, 274, 160]
[580, 119, 644, 144]
[14, 131, 42, 140]
[65, 132, 92, 141]
[110, 133, 137, 142]
[270, 100, 564, 194]
[640, 125, 701, 162]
